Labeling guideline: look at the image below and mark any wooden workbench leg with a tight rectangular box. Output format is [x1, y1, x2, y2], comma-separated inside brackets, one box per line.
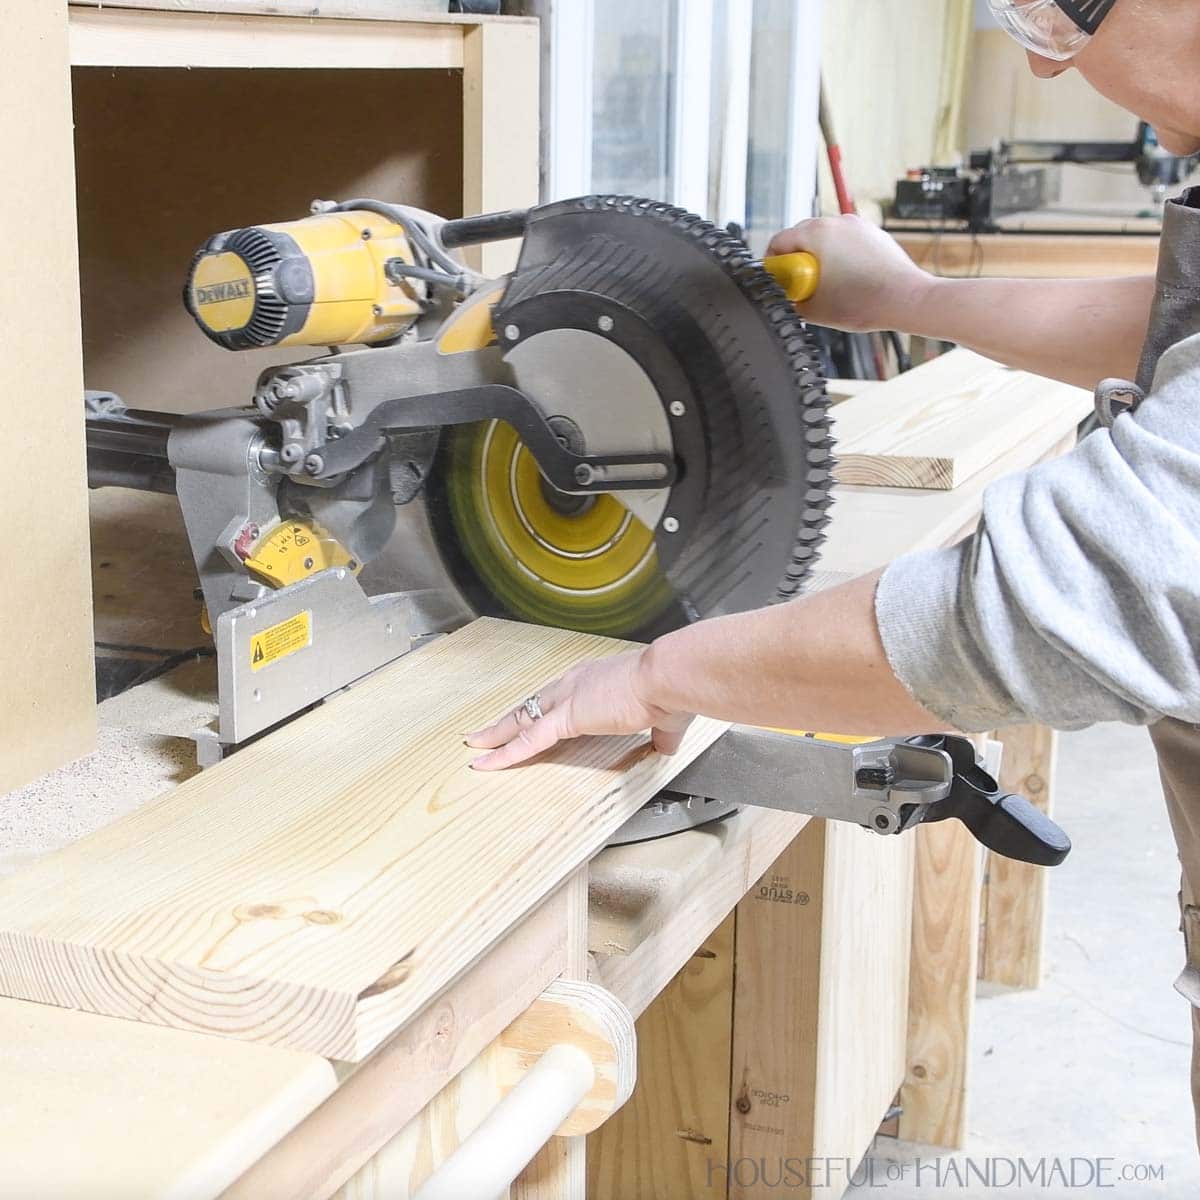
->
[586, 912, 734, 1200]
[513, 868, 590, 1200]
[729, 821, 914, 1199]
[978, 725, 1058, 990]
[899, 821, 981, 1150]
[462, 18, 540, 277]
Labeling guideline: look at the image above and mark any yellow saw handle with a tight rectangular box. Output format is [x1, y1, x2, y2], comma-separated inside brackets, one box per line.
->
[763, 251, 820, 304]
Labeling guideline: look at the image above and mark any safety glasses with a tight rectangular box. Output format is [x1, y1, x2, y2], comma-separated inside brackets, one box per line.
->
[987, 0, 1116, 62]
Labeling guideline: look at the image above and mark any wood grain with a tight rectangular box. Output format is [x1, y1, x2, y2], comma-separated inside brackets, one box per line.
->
[0, 618, 728, 1060]
[831, 349, 1091, 491]
[223, 882, 570, 1200]
[899, 821, 981, 1150]
[1, 0, 96, 795]
[979, 725, 1058, 990]
[729, 821, 913, 1199]
[591, 808, 809, 1021]
[587, 914, 734, 1200]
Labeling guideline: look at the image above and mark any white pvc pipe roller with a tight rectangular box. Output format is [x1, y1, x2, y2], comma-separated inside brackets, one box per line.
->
[412, 1042, 596, 1200]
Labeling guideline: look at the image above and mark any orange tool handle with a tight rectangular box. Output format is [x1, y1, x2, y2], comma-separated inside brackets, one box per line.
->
[763, 251, 820, 304]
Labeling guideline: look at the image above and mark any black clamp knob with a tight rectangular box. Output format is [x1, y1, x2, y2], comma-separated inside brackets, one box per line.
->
[904, 734, 1071, 867]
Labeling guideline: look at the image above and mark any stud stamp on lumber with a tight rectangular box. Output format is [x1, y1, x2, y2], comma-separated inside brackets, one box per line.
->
[831, 349, 1091, 491]
[0, 618, 728, 1061]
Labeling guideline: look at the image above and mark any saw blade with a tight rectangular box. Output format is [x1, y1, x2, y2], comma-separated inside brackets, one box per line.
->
[425, 195, 834, 640]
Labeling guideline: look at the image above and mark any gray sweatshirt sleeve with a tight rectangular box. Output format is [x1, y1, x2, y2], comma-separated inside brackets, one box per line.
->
[874, 332, 1200, 732]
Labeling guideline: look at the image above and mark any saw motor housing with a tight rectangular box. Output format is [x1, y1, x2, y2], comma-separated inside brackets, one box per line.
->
[185, 208, 426, 350]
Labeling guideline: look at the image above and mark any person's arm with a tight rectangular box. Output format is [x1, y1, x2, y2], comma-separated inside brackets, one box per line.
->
[766, 215, 1155, 391]
[466, 572, 941, 771]
[469, 333, 1200, 771]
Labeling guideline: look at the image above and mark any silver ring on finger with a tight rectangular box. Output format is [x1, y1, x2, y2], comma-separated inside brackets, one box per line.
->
[522, 693, 545, 722]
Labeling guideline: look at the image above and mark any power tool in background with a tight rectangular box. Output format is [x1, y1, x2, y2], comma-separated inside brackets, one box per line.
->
[83, 195, 1069, 866]
[891, 121, 1200, 232]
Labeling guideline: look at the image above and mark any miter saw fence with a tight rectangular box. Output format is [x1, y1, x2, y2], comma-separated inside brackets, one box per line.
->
[86, 195, 833, 755]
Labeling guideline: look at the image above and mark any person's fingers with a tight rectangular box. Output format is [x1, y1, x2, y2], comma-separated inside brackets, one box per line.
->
[470, 708, 566, 771]
[765, 227, 806, 257]
[466, 679, 562, 748]
[651, 716, 693, 756]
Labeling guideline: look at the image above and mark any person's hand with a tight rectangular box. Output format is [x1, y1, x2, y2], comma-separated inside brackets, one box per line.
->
[466, 648, 693, 771]
[767, 214, 935, 333]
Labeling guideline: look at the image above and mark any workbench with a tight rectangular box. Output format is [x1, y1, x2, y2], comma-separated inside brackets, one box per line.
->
[0, 356, 1086, 1199]
[889, 203, 1161, 280]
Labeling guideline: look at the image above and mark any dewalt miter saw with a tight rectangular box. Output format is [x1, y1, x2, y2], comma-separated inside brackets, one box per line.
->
[85, 195, 1071, 868]
[88, 195, 831, 747]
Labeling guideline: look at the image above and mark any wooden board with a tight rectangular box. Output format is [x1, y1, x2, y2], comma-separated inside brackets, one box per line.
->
[899, 822, 981, 1150]
[0, 0, 97, 795]
[0, 618, 728, 1061]
[324, 871, 592, 1200]
[822, 425, 1087, 584]
[591, 808, 809, 1021]
[831, 349, 1091, 490]
[979, 725, 1058, 990]
[727, 821, 913, 1200]
[0, 996, 335, 1200]
[222, 882, 572, 1200]
[587, 914, 734, 1200]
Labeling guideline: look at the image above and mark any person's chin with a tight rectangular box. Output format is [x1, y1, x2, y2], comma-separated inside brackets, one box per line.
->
[1155, 126, 1200, 156]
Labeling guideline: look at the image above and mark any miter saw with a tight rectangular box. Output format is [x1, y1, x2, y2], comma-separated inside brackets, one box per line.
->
[84, 194, 1070, 868]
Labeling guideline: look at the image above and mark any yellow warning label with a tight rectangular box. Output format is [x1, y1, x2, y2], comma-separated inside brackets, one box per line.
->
[250, 611, 312, 673]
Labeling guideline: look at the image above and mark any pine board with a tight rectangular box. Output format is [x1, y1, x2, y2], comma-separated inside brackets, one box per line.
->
[0, 618, 727, 1061]
[831, 349, 1091, 490]
[586, 914, 734, 1200]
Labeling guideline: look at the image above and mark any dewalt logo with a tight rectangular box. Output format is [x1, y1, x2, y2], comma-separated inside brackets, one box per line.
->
[196, 278, 252, 306]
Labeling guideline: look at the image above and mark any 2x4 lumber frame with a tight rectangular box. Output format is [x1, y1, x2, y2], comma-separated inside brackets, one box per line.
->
[325, 870, 593, 1200]
[899, 821, 981, 1150]
[586, 914, 735, 1199]
[222, 880, 573, 1200]
[727, 819, 914, 1200]
[0, 618, 728, 1061]
[979, 725, 1058, 990]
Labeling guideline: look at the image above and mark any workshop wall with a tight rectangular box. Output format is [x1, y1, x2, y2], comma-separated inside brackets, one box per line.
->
[819, 0, 970, 216]
[73, 68, 463, 414]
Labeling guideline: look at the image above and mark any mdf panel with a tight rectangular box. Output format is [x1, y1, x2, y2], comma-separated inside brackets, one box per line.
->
[0, 3, 96, 794]
[72, 66, 464, 414]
